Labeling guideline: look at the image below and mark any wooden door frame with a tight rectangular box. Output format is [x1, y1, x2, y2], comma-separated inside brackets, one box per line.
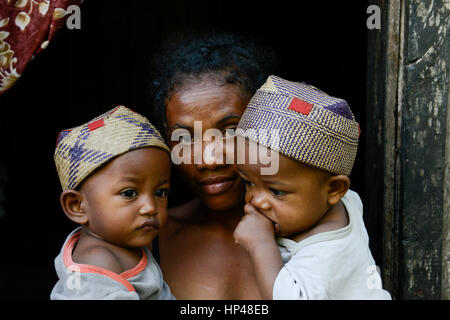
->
[366, 0, 449, 299]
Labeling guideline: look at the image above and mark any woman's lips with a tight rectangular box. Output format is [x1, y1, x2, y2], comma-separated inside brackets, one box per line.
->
[198, 176, 236, 195]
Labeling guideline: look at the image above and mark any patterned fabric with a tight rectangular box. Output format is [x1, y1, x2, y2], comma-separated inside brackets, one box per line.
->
[237, 75, 360, 175]
[54, 105, 170, 191]
[0, 0, 82, 95]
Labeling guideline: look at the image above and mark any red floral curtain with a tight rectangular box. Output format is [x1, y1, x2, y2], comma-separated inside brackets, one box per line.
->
[0, 0, 82, 95]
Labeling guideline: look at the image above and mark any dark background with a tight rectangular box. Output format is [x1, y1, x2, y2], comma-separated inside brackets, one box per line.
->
[0, 0, 371, 299]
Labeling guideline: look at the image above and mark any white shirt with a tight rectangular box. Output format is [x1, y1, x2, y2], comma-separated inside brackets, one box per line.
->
[273, 190, 391, 300]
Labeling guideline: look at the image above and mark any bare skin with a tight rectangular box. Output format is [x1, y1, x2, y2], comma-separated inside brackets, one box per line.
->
[160, 199, 262, 299]
[60, 147, 171, 274]
[233, 148, 350, 299]
[158, 77, 263, 299]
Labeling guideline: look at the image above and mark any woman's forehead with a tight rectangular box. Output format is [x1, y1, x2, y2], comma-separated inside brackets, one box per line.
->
[166, 82, 247, 127]
[171, 79, 244, 104]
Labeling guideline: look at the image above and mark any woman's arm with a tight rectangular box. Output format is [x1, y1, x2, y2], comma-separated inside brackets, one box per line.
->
[233, 203, 283, 299]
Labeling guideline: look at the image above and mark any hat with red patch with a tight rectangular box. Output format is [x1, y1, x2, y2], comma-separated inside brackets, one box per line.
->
[236, 75, 360, 175]
[54, 105, 170, 190]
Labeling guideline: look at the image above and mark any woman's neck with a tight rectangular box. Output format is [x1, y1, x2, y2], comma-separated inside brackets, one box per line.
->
[169, 197, 245, 232]
[198, 201, 245, 231]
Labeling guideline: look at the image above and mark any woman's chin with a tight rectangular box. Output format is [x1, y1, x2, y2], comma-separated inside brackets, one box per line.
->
[203, 197, 242, 212]
[199, 183, 245, 212]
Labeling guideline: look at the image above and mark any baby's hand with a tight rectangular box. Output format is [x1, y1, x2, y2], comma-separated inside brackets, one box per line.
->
[233, 203, 277, 253]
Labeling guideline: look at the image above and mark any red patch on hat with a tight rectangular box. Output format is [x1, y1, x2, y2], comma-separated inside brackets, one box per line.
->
[288, 97, 313, 115]
[88, 119, 105, 131]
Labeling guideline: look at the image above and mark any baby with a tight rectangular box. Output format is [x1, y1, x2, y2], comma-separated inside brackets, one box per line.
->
[51, 106, 174, 300]
[233, 75, 391, 300]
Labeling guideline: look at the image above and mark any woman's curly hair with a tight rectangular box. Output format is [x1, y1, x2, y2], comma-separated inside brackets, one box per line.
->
[147, 30, 278, 138]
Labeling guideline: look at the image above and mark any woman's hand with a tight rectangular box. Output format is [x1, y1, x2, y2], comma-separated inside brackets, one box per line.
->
[233, 203, 277, 253]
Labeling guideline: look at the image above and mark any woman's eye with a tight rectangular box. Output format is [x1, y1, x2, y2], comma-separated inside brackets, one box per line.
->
[224, 127, 237, 136]
[179, 134, 193, 143]
[121, 189, 137, 198]
[155, 188, 169, 198]
[270, 188, 286, 197]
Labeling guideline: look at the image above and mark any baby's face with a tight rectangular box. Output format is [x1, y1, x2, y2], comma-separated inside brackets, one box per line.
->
[236, 146, 331, 239]
[79, 147, 170, 248]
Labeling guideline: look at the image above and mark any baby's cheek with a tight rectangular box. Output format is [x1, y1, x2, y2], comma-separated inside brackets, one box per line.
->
[243, 184, 255, 204]
[244, 190, 251, 204]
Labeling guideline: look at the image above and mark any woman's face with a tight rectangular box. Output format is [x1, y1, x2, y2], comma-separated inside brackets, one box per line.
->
[165, 77, 248, 211]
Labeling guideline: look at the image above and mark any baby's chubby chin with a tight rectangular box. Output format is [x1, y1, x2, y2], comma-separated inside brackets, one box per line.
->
[132, 232, 160, 248]
[82, 224, 160, 249]
[133, 221, 162, 242]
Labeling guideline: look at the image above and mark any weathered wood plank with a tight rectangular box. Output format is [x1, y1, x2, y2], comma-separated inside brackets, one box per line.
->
[443, 72, 450, 299]
[365, 0, 402, 299]
[366, 0, 449, 299]
[399, 0, 449, 299]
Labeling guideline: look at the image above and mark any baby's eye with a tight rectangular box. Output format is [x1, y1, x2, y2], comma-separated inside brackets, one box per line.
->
[121, 189, 137, 198]
[155, 188, 169, 198]
[270, 188, 286, 197]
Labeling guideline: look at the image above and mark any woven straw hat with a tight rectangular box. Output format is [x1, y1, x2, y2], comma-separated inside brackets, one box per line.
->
[236, 75, 360, 175]
[54, 105, 170, 191]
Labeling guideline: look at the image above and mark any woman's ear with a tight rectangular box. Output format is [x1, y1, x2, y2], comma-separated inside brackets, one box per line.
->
[60, 190, 88, 225]
[326, 175, 351, 206]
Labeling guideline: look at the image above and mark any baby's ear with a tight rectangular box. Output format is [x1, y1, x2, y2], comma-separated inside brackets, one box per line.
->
[326, 175, 351, 206]
[60, 190, 88, 225]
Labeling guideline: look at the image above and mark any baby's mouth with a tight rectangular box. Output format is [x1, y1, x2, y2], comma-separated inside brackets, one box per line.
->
[138, 218, 160, 230]
[263, 215, 280, 234]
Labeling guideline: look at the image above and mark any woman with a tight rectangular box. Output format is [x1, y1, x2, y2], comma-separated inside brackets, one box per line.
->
[148, 31, 277, 299]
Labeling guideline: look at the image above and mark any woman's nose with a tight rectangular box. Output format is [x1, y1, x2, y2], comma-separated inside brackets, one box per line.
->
[194, 140, 227, 170]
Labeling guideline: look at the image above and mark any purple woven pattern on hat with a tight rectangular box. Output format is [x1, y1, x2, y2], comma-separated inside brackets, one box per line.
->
[67, 127, 90, 189]
[239, 104, 356, 175]
[114, 113, 164, 150]
[56, 130, 71, 147]
[54, 105, 170, 191]
[322, 100, 354, 120]
[66, 126, 113, 189]
[270, 76, 355, 120]
[237, 75, 359, 175]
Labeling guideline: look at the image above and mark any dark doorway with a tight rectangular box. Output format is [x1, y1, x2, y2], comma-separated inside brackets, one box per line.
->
[0, 0, 371, 299]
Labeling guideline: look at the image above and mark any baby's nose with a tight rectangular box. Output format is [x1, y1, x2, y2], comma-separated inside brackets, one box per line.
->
[139, 198, 157, 215]
[249, 192, 271, 211]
